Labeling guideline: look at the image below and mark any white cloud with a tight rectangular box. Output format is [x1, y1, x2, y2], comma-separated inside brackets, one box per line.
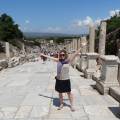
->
[72, 9, 120, 31]
[73, 20, 82, 27]
[18, 26, 21, 29]
[72, 16, 101, 29]
[110, 10, 116, 17]
[116, 10, 120, 14]
[25, 20, 30, 24]
[73, 16, 94, 27]
[83, 16, 94, 26]
[95, 19, 101, 26]
[109, 9, 120, 17]
[77, 21, 82, 26]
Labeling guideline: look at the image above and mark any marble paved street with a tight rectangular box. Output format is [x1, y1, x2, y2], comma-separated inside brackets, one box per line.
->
[0, 60, 119, 120]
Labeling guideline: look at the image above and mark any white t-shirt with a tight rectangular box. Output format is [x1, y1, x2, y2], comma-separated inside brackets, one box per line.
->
[59, 64, 70, 80]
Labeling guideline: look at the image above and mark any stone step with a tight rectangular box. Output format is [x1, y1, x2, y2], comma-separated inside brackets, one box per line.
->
[110, 87, 120, 103]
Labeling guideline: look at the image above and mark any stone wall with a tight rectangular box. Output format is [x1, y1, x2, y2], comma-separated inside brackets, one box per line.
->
[118, 62, 120, 85]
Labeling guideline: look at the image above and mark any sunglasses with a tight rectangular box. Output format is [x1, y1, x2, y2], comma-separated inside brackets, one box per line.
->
[60, 54, 65, 57]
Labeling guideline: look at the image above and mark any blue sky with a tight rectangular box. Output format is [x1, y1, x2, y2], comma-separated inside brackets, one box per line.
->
[0, 0, 120, 34]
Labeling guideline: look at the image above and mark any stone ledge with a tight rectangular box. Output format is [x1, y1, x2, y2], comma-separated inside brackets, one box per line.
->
[100, 55, 118, 61]
[0, 59, 8, 69]
[96, 81, 119, 95]
[85, 52, 99, 59]
[110, 87, 120, 103]
[80, 53, 87, 56]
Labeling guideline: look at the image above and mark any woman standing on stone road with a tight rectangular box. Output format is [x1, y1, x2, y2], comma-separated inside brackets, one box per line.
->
[40, 48, 81, 111]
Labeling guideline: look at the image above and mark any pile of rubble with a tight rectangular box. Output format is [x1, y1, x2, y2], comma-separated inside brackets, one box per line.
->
[0, 53, 39, 70]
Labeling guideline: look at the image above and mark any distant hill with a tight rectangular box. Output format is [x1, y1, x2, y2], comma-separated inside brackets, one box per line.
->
[23, 32, 81, 38]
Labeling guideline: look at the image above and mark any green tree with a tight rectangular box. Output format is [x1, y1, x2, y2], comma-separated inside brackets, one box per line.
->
[0, 13, 23, 41]
[106, 15, 120, 55]
[95, 15, 120, 55]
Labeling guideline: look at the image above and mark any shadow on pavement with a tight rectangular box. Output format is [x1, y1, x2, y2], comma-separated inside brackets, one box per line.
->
[109, 107, 120, 119]
[38, 93, 70, 107]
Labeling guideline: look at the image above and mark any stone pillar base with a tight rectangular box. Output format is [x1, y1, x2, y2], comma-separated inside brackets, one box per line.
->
[84, 53, 99, 79]
[96, 81, 119, 95]
[79, 53, 87, 72]
[96, 55, 119, 95]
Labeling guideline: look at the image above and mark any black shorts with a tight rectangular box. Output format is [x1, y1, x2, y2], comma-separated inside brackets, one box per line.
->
[55, 78, 71, 93]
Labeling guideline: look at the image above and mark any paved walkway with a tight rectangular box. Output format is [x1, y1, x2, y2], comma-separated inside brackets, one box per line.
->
[0, 60, 119, 120]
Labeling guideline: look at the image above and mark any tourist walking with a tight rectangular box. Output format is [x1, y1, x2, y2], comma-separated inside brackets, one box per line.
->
[40, 48, 81, 111]
[41, 51, 47, 64]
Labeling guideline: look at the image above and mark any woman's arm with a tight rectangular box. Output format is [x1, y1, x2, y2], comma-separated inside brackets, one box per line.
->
[40, 53, 59, 62]
[68, 48, 81, 63]
[68, 41, 87, 63]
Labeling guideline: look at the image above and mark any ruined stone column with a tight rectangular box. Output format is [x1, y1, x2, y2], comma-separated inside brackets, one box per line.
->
[118, 49, 120, 59]
[90, 21, 106, 79]
[75, 38, 80, 68]
[71, 39, 78, 68]
[76, 39, 78, 50]
[89, 26, 95, 53]
[75, 38, 81, 70]
[73, 38, 78, 51]
[66, 43, 71, 53]
[118, 49, 120, 83]
[68, 43, 71, 53]
[98, 21, 107, 55]
[22, 43, 25, 53]
[81, 36, 88, 53]
[5, 42, 10, 58]
[96, 55, 119, 94]
[84, 26, 99, 79]
[71, 40, 74, 52]
[118, 61, 120, 85]
[77, 38, 81, 50]
[70, 41, 72, 52]
[79, 36, 88, 72]
[72, 39, 75, 51]
[72, 40, 74, 51]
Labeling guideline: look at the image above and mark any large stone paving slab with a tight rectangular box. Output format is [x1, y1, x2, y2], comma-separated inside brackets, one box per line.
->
[22, 92, 52, 106]
[30, 106, 49, 118]
[0, 94, 25, 106]
[15, 106, 32, 119]
[84, 105, 115, 117]
[0, 106, 18, 119]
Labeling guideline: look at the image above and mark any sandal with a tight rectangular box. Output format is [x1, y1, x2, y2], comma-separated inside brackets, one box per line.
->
[70, 106, 75, 112]
[57, 104, 64, 110]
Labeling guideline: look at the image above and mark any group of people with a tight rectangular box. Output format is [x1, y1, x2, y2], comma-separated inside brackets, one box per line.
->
[40, 48, 81, 111]
[40, 51, 59, 63]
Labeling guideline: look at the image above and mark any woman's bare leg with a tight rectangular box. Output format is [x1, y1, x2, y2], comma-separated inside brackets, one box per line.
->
[67, 92, 75, 111]
[67, 92, 73, 106]
[58, 93, 64, 110]
[59, 93, 63, 104]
